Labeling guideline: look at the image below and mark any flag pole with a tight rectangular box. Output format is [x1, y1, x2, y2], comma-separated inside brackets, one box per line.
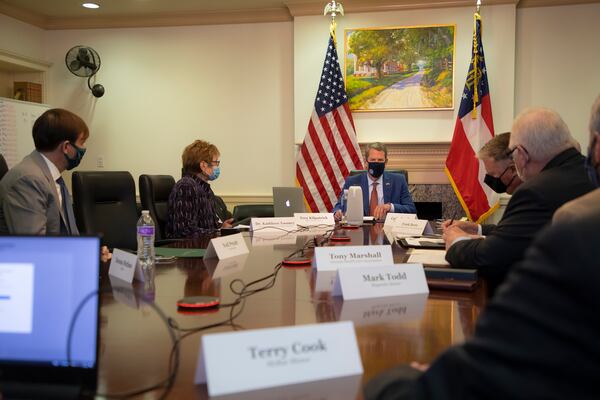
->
[471, 0, 482, 119]
[323, 1, 344, 46]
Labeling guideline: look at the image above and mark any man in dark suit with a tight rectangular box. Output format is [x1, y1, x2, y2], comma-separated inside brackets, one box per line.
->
[332, 142, 415, 220]
[364, 102, 600, 400]
[442, 108, 594, 290]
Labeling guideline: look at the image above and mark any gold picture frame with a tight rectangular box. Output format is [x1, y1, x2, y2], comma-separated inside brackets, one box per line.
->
[344, 24, 456, 112]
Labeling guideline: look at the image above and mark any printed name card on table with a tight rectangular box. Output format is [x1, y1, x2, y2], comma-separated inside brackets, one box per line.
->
[250, 217, 297, 233]
[391, 219, 434, 238]
[294, 213, 335, 228]
[196, 321, 363, 397]
[313, 245, 393, 272]
[203, 233, 249, 260]
[108, 248, 144, 283]
[332, 264, 429, 300]
[383, 213, 417, 230]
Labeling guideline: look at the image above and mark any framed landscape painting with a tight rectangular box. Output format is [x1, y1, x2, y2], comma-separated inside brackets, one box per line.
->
[344, 24, 455, 112]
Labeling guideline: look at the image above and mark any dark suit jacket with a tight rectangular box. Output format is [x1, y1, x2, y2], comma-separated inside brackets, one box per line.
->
[446, 147, 594, 288]
[332, 171, 416, 215]
[365, 210, 600, 400]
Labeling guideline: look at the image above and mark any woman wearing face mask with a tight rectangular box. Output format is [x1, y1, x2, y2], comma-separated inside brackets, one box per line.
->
[166, 140, 233, 239]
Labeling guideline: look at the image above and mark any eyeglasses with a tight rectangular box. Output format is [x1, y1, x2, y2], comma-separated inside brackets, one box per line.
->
[505, 145, 529, 160]
[208, 160, 220, 166]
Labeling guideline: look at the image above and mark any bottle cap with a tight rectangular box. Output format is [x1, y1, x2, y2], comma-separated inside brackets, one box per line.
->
[142, 210, 150, 215]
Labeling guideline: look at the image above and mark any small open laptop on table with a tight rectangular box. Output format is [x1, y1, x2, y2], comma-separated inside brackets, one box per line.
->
[0, 236, 100, 399]
[272, 187, 305, 217]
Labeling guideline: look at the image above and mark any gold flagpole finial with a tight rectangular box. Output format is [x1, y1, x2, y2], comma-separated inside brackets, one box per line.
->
[324, 1, 344, 44]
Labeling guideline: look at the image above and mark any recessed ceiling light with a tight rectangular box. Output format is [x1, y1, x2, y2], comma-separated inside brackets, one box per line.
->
[82, 3, 100, 9]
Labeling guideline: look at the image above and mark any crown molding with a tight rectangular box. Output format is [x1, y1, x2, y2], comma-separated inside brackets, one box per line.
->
[0, 1, 46, 28]
[285, 0, 518, 17]
[517, 0, 600, 7]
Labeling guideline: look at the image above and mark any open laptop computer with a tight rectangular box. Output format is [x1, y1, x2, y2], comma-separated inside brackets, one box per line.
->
[272, 187, 306, 217]
[0, 236, 101, 399]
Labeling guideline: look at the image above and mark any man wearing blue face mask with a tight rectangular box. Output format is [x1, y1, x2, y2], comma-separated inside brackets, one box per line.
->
[554, 93, 600, 223]
[0, 108, 88, 236]
[332, 142, 416, 220]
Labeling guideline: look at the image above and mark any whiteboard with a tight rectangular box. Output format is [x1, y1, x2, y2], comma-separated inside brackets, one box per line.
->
[0, 97, 51, 168]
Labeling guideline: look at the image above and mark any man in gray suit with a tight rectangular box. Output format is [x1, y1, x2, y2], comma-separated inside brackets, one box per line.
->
[554, 93, 600, 223]
[0, 108, 88, 235]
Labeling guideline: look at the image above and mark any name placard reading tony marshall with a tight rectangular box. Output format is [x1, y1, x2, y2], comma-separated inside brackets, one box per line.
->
[196, 321, 363, 396]
[313, 245, 393, 271]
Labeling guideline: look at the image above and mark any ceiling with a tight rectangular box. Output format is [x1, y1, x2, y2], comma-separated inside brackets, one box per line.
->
[1, 0, 599, 29]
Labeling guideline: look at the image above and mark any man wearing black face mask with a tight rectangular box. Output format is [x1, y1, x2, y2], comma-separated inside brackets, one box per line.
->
[480, 132, 522, 195]
[554, 93, 600, 223]
[0, 108, 88, 235]
[332, 142, 416, 220]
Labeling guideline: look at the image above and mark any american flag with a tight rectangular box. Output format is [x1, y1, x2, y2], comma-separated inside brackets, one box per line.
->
[445, 12, 498, 222]
[296, 35, 363, 213]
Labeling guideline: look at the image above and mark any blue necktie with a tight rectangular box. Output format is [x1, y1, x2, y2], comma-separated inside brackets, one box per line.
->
[56, 176, 72, 235]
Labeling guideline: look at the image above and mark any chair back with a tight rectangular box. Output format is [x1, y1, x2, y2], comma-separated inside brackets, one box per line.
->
[72, 171, 139, 250]
[414, 201, 443, 220]
[349, 169, 409, 183]
[232, 204, 274, 224]
[139, 174, 176, 240]
[0, 154, 8, 181]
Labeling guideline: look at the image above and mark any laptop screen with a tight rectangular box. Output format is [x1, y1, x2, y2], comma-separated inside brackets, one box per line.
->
[272, 187, 305, 217]
[0, 236, 100, 382]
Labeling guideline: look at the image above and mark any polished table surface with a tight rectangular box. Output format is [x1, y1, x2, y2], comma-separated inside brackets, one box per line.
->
[97, 225, 487, 399]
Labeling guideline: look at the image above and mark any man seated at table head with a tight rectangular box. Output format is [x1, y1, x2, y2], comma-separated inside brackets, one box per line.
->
[442, 107, 594, 292]
[364, 100, 600, 400]
[480, 132, 522, 195]
[166, 139, 233, 238]
[554, 93, 600, 223]
[0, 108, 88, 235]
[332, 142, 416, 221]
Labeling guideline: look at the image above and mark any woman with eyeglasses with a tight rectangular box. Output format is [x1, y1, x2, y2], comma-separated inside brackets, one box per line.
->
[166, 140, 233, 238]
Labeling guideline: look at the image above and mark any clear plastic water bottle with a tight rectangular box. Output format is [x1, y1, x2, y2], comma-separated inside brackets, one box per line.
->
[137, 210, 155, 273]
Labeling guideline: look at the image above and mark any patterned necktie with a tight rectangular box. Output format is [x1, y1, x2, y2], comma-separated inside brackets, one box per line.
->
[56, 176, 72, 235]
[369, 181, 378, 216]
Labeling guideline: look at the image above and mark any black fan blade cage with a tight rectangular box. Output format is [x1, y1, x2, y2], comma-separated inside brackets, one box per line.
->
[65, 46, 102, 78]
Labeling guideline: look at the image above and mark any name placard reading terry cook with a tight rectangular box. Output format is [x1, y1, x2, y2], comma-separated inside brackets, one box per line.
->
[197, 321, 363, 396]
[332, 264, 429, 300]
[203, 233, 249, 260]
[294, 213, 335, 227]
[108, 248, 144, 283]
[313, 245, 393, 272]
[250, 217, 297, 233]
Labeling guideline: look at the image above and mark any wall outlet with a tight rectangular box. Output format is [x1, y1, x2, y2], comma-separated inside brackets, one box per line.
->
[96, 156, 104, 168]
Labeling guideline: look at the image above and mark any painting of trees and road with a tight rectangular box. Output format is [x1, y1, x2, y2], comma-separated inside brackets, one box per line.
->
[344, 25, 455, 111]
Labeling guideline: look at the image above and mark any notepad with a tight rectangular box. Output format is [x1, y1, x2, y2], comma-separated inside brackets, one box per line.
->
[406, 249, 449, 266]
[154, 247, 206, 258]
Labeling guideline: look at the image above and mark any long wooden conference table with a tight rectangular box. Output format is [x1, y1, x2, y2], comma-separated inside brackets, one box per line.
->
[97, 224, 487, 399]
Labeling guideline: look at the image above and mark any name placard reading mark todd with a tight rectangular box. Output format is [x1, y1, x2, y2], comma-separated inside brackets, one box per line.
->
[197, 321, 363, 396]
[313, 245, 393, 271]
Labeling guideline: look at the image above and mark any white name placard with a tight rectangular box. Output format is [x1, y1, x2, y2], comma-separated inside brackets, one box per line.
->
[336, 294, 428, 327]
[391, 219, 434, 238]
[313, 245, 393, 272]
[197, 321, 363, 396]
[383, 213, 417, 230]
[204, 233, 249, 260]
[294, 213, 335, 227]
[251, 217, 297, 233]
[251, 233, 298, 247]
[108, 248, 144, 283]
[332, 264, 429, 300]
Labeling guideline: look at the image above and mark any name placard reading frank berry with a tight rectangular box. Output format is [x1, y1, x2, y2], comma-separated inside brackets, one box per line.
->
[313, 245, 393, 271]
[196, 321, 363, 396]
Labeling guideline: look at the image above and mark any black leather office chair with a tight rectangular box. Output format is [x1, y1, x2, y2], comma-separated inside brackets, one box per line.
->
[0, 154, 9, 181]
[139, 174, 176, 241]
[414, 201, 443, 220]
[72, 171, 139, 250]
[349, 169, 409, 183]
[232, 204, 274, 225]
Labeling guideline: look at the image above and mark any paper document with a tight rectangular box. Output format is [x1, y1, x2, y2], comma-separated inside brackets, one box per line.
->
[403, 237, 444, 246]
[407, 249, 449, 266]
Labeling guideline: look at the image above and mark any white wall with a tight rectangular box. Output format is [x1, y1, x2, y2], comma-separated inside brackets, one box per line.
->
[43, 22, 294, 196]
[515, 3, 600, 148]
[294, 5, 516, 144]
[0, 13, 45, 58]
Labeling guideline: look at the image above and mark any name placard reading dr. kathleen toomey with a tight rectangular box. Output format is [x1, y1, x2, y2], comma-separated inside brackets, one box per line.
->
[313, 245, 393, 272]
[196, 321, 363, 397]
[203, 233, 249, 260]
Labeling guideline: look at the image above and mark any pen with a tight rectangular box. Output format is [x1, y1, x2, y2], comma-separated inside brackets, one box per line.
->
[449, 218, 454, 226]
